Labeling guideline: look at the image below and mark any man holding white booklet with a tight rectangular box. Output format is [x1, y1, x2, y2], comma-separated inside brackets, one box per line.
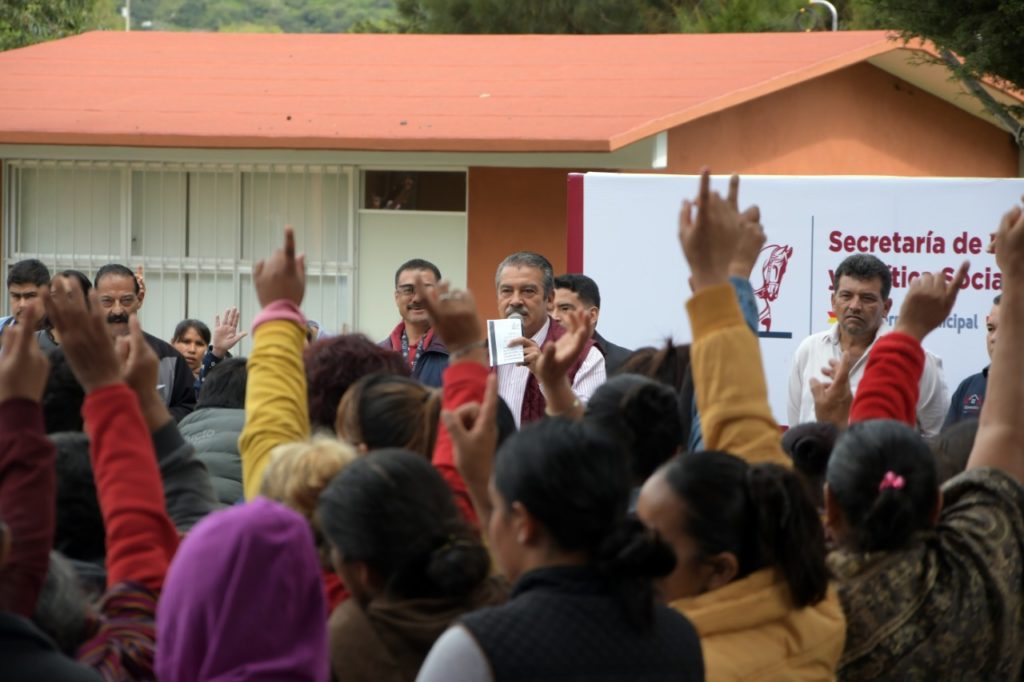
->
[490, 251, 606, 428]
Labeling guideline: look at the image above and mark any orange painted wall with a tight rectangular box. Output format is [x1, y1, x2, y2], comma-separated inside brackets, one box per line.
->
[467, 167, 574, 318]
[666, 62, 1019, 177]
[467, 63, 1018, 301]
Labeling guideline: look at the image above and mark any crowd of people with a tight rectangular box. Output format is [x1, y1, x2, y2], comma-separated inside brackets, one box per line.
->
[1, 170, 1023, 681]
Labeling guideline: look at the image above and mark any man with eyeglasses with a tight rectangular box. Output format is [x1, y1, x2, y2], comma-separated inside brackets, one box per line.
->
[92, 263, 196, 421]
[378, 258, 449, 387]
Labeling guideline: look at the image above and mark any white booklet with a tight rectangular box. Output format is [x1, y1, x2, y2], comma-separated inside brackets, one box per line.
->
[487, 318, 526, 367]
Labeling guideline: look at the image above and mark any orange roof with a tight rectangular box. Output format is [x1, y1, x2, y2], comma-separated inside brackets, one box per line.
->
[0, 30, 998, 152]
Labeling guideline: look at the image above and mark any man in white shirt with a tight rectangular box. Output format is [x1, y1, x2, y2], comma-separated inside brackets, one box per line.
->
[788, 254, 948, 438]
[494, 252, 606, 428]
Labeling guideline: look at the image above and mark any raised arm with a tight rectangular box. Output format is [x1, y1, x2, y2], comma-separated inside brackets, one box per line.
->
[0, 303, 54, 617]
[416, 278, 493, 526]
[47, 278, 179, 591]
[119, 335, 218, 531]
[238, 227, 310, 500]
[535, 308, 592, 420]
[196, 306, 248, 395]
[849, 263, 968, 426]
[969, 202, 1024, 481]
[680, 172, 787, 466]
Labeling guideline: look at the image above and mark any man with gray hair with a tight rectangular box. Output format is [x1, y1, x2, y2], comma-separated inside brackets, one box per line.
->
[494, 251, 606, 428]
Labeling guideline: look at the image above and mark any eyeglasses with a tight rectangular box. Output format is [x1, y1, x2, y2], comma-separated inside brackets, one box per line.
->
[396, 283, 436, 296]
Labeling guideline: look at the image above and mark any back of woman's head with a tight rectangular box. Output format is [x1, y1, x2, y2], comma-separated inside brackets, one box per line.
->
[156, 498, 327, 682]
[495, 420, 676, 628]
[828, 419, 938, 553]
[196, 357, 248, 409]
[32, 551, 89, 656]
[585, 374, 682, 484]
[781, 421, 838, 510]
[614, 342, 693, 446]
[318, 448, 489, 601]
[662, 451, 828, 608]
[305, 334, 409, 433]
[335, 373, 441, 458]
[261, 436, 358, 568]
[43, 349, 85, 433]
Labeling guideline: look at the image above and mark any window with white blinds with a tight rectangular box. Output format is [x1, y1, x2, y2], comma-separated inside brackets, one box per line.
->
[3, 160, 354, 354]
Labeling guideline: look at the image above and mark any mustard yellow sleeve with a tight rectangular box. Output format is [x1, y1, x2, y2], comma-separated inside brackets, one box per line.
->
[239, 320, 310, 500]
[686, 284, 789, 467]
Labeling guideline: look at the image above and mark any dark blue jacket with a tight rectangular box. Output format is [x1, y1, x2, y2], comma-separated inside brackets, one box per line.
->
[944, 367, 988, 429]
[378, 328, 449, 388]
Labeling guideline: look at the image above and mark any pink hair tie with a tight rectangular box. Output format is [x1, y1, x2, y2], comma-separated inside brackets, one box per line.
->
[879, 471, 906, 492]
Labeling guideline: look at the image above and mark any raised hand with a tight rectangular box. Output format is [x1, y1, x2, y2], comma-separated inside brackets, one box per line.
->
[991, 198, 1024, 276]
[253, 227, 305, 309]
[728, 206, 767, 280]
[810, 352, 854, 430]
[0, 300, 49, 403]
[45, 275, 121, 394]
[212, 306, 247, 357]
[534, 308, 591, 386]
[135, 265, 147, 302]
[893, 262, 969, 341]
[415, 277, 484, 356]
[678, 170, 745, 290]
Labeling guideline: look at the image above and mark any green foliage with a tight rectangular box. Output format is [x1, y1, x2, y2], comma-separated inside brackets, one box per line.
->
[853, 0, 1024, 88]
[676, 0, 807, 33]
[0, 0, 119, 50]
[392, 0, 680, 34]
[130, 0, 397, 33]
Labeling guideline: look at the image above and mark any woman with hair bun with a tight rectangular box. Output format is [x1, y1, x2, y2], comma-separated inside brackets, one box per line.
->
[417, 419, 703, 682]
[318, 448, 503, 682]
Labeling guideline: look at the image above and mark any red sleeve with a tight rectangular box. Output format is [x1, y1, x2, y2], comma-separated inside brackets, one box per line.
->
[850, 332, 924, 426]
[83, 384, 179, 590]
[0, 398, 55, 617]
[432, 362, 488, 527]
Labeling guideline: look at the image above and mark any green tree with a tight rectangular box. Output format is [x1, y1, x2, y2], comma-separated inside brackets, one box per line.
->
[854, 0, 1023, 146]
[392, 0, 679, 34]
[0, 0, 119, 51]
[675, 0, 806, 33]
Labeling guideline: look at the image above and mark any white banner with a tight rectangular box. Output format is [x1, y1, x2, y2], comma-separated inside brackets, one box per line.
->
[578, 173, 1024, 425]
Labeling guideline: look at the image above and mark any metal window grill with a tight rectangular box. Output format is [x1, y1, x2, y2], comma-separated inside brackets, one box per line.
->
[2, 160, 356, 354]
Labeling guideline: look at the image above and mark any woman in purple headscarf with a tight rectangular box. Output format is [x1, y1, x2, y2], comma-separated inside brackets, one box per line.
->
[156, 497, 329, 681]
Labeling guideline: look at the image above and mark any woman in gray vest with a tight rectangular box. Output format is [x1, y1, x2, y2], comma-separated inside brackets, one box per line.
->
[418, 420, 704, 682]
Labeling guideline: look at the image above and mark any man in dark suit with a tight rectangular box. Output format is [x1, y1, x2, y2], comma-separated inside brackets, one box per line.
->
[552, 273, 631, 375]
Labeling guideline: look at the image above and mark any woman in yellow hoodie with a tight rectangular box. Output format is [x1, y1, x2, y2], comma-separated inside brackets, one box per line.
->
[635, 171, 846, 681]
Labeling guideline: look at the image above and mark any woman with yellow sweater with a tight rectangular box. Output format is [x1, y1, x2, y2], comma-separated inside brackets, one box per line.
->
[636, 172, 846, 681]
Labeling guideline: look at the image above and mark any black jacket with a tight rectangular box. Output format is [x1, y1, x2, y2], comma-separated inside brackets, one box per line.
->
[594, 331, 632, 376]
[144, 331, 197, 422]
[0, 611, 102, 682]
[461, 565, 704, 682]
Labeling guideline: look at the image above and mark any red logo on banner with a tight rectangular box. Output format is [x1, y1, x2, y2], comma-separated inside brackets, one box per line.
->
[754, 244, 794, 338]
